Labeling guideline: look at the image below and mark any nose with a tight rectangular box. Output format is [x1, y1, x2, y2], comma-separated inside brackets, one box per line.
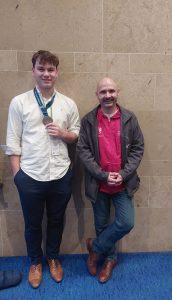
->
[43, 70, 49, 76]
[105, 91, 111, 97]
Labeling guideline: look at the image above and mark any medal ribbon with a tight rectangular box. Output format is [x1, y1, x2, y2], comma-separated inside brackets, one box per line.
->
[33, 87, 55, 117]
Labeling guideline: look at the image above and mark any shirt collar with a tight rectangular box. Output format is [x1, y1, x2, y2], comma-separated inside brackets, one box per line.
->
[97, 105, 120, 121]
[35, 86, 56, 103]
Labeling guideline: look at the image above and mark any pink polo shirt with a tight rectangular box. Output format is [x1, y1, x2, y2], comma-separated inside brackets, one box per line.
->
[97, 107, 124, 194]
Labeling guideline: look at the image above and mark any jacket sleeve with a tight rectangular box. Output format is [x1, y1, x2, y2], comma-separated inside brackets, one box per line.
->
[76, 118, 108, 182]
[119, 115, 144, 182]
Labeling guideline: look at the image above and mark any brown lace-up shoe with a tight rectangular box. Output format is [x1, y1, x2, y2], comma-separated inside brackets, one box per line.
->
[98, 260, 117, 283]
[86, 238, 100, 276]
[47, 259, 64, 283]
[28, 264, 42, 288]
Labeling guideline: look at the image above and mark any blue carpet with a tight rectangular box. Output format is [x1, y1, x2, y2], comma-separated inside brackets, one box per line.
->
[0, 253, 172, 300]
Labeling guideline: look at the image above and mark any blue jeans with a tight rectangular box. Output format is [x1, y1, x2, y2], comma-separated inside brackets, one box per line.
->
[14, 168, 72, 264]
[92, 191, 134, 260]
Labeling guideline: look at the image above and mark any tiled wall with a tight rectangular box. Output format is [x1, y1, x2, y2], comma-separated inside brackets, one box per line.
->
[0, 0, 172, 256]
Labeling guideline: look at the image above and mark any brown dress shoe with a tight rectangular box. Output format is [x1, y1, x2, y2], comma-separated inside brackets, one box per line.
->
[86, 238, 99, 276]
[48, 259, 64, 283]
[98, 260, 117, 283]
[28, 264, 42, 288]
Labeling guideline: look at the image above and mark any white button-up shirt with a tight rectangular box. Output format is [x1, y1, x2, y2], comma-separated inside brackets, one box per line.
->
[6, 89, 80, 181]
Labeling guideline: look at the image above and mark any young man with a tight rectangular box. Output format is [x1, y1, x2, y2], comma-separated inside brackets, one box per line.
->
[77, 77, 144, 283]
[6, 50, 80, 288]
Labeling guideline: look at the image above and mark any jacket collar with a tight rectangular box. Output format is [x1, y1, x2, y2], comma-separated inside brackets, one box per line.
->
[86, 104, 132, 125]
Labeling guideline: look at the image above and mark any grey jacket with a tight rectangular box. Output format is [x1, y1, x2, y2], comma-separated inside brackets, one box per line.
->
[76, 105, 144, 202]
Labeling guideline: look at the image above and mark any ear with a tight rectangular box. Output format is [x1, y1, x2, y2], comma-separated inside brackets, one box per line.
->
[55, 68, 59, 78]
[117, 88, 120, 95]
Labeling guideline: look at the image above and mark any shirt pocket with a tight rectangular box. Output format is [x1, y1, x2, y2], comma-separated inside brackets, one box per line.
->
[51, 139, 68, 157]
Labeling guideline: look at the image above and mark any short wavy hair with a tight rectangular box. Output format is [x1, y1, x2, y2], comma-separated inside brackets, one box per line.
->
[32, 50, 59, 68]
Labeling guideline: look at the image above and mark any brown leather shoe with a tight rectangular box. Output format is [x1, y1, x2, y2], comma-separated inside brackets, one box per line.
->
[28, 264, 42, 288]
[98, 260, 117, 283]
[48, 259, 64, 283]
[86, 238, 99, 276]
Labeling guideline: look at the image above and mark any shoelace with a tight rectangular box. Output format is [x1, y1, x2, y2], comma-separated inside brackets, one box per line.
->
[30, 265, 41, 274]
[49, 260, 60, 270]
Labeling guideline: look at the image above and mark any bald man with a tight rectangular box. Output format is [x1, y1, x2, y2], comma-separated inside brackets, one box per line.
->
[77, 78, 144, 283]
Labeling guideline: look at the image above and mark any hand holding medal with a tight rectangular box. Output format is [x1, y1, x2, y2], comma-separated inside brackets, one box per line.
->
[33, 87, 65, 138]
[45, 123, 64, 138]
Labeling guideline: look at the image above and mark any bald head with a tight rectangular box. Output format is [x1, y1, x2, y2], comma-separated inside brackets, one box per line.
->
[96, 77, 118, 93]
[96, 77, 120, 113]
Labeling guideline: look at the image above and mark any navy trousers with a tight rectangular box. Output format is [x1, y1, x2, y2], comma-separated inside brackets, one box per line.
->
[14, 168, 72, 264]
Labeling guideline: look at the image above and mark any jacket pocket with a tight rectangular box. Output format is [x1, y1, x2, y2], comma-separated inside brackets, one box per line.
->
[125, 173, 140, 196]
[85, 173, 99, 202]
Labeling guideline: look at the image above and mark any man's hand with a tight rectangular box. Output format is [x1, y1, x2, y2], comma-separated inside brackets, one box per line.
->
[45, 122, 78, 144]
[46, 123, 64, 139]
[114, 173, 123, 186]
[9, 155, 20, 177]
[107, 172, 123, 186]
[107, 172, 117, 185]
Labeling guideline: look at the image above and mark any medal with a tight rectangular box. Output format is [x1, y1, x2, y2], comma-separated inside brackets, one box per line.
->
[34, 87, 55, 125]
[42, 116, 53, 125]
